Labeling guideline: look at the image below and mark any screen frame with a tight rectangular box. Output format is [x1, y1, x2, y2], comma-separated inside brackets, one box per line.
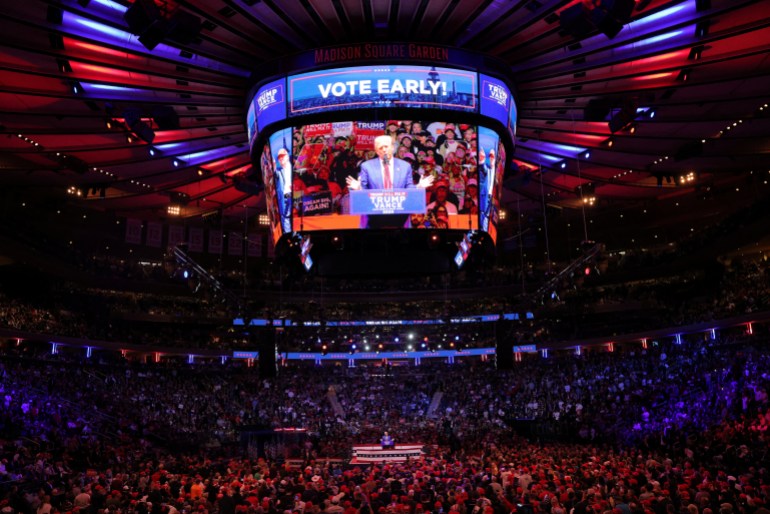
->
[270, 118, 493, 234]
[287, 65, 480, 117]
[247, 64, 515, 155]
[247, 57, 516, 253]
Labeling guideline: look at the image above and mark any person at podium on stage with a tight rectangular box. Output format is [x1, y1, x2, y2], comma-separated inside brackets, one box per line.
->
[346, 135, 434, 229]
[380, 431, 395, 449]
[346, 135, 433, 191]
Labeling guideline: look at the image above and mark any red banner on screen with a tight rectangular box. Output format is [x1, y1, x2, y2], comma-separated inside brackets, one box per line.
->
[353, 121, 386, 151]
[303, 123, 332, 138]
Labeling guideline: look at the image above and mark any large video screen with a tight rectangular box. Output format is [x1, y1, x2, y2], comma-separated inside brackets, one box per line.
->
[251, 65, 515, 243]
[256, 78, 286, 132]
[246, 101, 257, 149]
[258, 119, 495, 233]
[269, 128, 293, 236]
[477, 127, 499, 236]
[248, 66, 516, 152]
[479, 73, 511, 130]
[259, 140, 283, 245]
[288, 65, 478, 117]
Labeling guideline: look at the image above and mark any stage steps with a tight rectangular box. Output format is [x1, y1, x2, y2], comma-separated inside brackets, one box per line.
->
[426, 391, 443, 418]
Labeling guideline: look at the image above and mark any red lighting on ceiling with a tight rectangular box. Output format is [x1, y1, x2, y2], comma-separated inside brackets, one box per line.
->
[633, 72, 675, 81]
[512, 159, 539, 172]
[634, 50, 689, 65]
[564, 133, 608, 144]
[71, 61, 133, 80]
[64, 38, 128, 58]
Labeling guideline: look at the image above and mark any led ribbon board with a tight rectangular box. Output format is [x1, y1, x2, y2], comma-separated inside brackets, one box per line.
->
[288, 65, 478, 116]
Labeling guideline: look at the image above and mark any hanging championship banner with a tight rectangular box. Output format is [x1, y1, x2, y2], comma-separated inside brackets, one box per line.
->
[247, 233, 262, 257]
[188, 227, 204, 252]
[228, 231, 243, 256]
[209, 229, 223, 254]
[146, 221, 163, 248]
[125, 218, 142, 245]
[168, 225, 185, 248]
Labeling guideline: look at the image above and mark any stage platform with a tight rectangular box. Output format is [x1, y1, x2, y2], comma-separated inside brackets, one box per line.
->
[350, 444, 424, 463]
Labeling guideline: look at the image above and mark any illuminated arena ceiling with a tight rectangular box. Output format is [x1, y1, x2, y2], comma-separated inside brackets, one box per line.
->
[1, 0, 770, 253]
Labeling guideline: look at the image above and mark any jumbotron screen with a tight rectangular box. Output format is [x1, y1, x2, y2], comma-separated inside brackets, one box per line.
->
[247, 65, 514, 146]
[260, 120, 506, 244]
[248, 60, 515, 250]
[288, 65, 477, 116]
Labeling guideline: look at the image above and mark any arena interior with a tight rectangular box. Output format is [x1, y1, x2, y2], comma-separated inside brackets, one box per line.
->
[1, 3, 770, 514]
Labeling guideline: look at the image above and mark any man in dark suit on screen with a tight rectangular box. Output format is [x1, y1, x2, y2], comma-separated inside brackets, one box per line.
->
[346, 135, 434, 228]
[347, 135, 435, 190]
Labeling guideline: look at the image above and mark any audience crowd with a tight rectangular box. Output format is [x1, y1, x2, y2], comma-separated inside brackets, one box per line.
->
[1, 331, 770, 514]
[2, 185, 770, 514]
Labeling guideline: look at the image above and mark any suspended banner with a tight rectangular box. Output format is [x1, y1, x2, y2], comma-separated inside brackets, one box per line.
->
[209, 229, 223, 254]
[168, 225, 185, 248]
[146, 221, 163, 248]
[125, 218, 143, 245]
[228, 231, 243, 256]
[247, 233, 262, 257]
[188, 227, 204, 252]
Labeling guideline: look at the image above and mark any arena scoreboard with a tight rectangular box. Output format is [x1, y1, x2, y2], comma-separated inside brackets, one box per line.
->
[245, 43, 517, 274]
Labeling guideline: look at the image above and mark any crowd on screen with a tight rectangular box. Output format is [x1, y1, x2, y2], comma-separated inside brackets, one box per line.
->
[2, 333, 770, 514]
